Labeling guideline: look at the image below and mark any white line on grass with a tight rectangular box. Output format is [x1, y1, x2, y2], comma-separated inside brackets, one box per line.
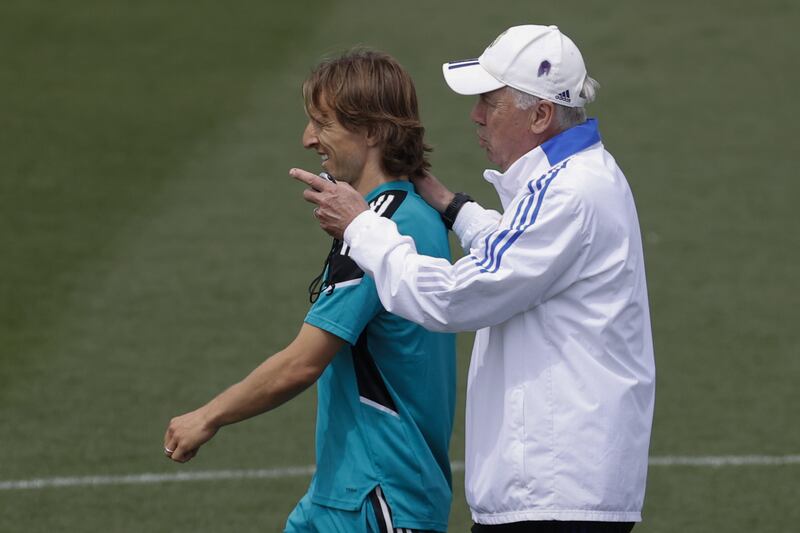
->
[648, 455, 800, 467]
[1, 456, 798, 491]
[0, 466, 315, 491]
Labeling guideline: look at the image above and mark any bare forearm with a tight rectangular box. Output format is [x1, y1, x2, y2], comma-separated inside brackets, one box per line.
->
[410, 172, 455, 213]
[164, 324, 341, 463]
[204, 350, 318, 428]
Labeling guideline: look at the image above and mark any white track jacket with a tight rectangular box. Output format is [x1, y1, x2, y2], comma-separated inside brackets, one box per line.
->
[343, 119, 655, 524]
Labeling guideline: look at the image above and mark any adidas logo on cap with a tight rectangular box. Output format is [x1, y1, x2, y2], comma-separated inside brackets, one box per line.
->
[555, 90, 571, 103]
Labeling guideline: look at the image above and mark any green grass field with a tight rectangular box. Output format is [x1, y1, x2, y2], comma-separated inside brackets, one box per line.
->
[1, 1, 798, 531]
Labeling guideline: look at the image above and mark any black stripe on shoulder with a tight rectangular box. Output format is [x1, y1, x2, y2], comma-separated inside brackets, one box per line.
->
[369, 190, 407, 220]
[320, 188, 409, 288]
[352, 333, 397, 413]
[325, 239, 364, 285]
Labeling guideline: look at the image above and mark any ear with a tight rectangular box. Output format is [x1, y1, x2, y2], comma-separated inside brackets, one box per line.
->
[530, 100, 556, 135]
[365, 125, 381, 148]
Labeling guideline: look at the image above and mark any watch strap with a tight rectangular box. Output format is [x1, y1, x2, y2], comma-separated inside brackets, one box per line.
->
[441, 192, 474, 230]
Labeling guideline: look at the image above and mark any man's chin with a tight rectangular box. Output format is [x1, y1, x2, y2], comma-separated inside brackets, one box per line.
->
[321, 164, 341, 180]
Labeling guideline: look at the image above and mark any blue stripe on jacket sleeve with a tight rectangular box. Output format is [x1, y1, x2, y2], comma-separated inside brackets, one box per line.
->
[474, 161, 569, 274]
[476, 191, 530, 268]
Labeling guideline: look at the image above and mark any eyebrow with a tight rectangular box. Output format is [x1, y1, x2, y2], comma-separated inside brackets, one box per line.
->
[307, 107, 329, 124]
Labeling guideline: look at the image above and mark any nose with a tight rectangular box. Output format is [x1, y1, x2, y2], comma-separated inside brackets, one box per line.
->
[302, 121, 317, 149]
[470, 98, 486, 125]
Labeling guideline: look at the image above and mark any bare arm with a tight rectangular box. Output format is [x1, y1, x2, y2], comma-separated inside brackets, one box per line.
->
[409, 171, 455, 214]
[164, 323, 344, 462]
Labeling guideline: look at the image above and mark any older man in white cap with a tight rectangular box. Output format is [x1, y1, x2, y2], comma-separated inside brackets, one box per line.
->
[292, 24, 655, 533]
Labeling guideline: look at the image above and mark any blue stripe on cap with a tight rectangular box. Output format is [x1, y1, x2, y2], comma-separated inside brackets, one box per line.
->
[448, 60, 480, 70]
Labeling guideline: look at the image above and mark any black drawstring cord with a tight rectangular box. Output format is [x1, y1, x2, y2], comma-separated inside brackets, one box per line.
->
[308, 239, 339, 303]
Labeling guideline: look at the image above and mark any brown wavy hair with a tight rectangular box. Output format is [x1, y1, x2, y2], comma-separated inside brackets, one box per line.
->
[302, 49, 432, 178]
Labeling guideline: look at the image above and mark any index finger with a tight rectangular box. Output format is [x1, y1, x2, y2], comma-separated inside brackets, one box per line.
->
[289, 168, 334, 192]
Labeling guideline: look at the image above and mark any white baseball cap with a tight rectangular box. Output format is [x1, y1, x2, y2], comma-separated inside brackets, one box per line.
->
[443, 25, 588, 108]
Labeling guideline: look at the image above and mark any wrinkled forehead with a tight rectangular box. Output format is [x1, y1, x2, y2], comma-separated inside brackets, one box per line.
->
[480, 86, 513, 104]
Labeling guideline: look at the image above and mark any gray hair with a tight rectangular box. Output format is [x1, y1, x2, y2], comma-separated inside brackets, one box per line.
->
[511, 75, 600, 130]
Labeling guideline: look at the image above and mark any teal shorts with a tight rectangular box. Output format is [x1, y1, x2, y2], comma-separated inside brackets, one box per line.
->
[284, 490, 380, 533]
[284, 487, 429, 533]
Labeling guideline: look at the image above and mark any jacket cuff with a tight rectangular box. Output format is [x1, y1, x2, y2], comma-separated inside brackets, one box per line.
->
[343, 209, 379, 246]
[453, 201, 489, 251]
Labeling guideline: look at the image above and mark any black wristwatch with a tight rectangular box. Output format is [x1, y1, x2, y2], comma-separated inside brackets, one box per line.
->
[441, 192, 474, 230]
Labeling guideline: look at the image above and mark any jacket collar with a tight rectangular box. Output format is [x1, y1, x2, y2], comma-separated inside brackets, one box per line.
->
[483, 118, 601, 208]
